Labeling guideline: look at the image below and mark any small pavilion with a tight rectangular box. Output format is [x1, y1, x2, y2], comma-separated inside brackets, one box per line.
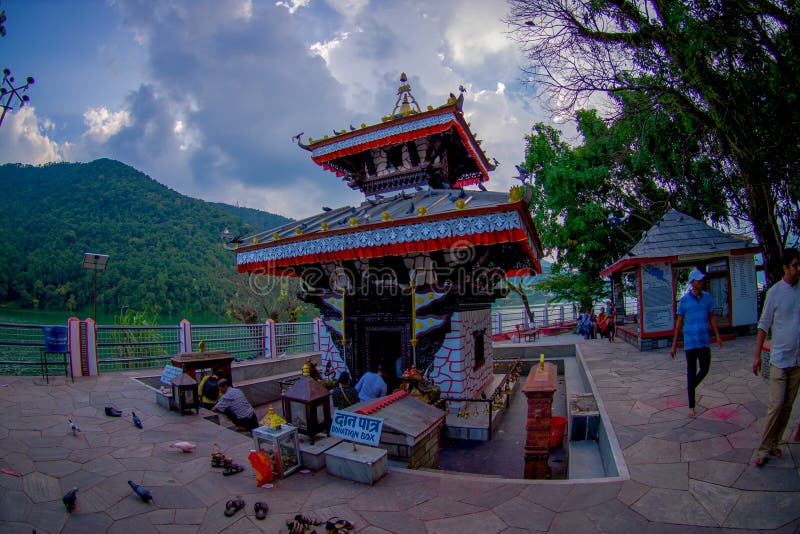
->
[233, 74, 543, 399]
[600, 209, 761, 351]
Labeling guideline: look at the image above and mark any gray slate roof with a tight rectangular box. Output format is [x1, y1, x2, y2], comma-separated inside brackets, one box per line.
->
[604, 209, 759, 274]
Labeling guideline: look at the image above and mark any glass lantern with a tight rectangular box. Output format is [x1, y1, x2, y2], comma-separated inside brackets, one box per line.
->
[171, 372, 199, 415]
[252, 424, 301, 478]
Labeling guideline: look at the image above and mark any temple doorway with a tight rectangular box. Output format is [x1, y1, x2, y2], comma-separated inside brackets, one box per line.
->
[365, 327, 403, 392]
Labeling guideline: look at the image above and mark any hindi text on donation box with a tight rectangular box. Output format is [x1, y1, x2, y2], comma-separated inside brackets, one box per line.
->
[329, 410, 384, 447]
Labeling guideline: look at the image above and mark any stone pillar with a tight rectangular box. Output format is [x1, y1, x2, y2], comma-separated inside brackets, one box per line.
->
[523, 361, 557, 479]
[179, 319, 192, 353]
[264, 318, 277, 359]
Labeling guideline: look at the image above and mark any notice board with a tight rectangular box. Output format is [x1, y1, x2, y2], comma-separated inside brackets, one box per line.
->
[641, 262, 674, 333]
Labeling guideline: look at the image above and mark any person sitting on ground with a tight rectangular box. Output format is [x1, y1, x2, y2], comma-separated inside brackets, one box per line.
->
[331, 372, 359, 410]
[211, 379, 258, 431]
[355, 365, 387, 402]
[197, 372, 220, 409]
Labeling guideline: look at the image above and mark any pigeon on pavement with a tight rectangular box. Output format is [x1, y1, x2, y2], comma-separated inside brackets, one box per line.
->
[62, 487, 78, 512]
[128, 480, 153, 503]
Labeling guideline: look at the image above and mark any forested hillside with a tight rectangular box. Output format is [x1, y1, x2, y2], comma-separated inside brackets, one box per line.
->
[0, 159, 292, 320]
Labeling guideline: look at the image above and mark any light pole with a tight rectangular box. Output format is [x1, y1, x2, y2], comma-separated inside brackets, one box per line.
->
[82, 253, 109, 323]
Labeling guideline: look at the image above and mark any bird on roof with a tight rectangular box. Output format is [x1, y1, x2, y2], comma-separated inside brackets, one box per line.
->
[415, 185, 424, 191]
[228, 232, 247, 244]
[478, 183, 487, 191]
[350, 124, 356, 131]
[405, 202, 415, 214]
[322, 206, 332, 212]
[513, 164, 532, 183]
[458, 189, 467, 199]
[459, 85, 467, 93]
[450, 92, 456, 100]
[291, 132, 304, 142]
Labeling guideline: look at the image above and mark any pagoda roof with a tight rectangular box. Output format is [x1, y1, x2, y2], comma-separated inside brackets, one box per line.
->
[298, 74, 495, 194]
[600, 209, 760, 276]
[234, 188, 543, 276]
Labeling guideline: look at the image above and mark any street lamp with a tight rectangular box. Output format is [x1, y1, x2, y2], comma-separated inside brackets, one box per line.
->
[82, 253, 109, 323]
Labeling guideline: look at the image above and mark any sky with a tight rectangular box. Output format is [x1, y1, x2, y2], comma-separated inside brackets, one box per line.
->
[0, 0, 574, 220]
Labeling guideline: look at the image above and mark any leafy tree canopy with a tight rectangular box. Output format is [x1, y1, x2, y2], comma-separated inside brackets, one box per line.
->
[508, 0, 800, 285]
[0, 159, 307, 324]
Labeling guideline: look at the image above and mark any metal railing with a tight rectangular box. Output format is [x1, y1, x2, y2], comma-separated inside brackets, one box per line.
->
[191, 323, 266, 360]
[0, 322, 53, 375]
[96, 325, 180, 372]
[275, 321, 316, 355]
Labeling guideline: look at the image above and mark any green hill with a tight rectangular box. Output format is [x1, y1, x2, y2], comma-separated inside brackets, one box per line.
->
[0, 159, 292, 322]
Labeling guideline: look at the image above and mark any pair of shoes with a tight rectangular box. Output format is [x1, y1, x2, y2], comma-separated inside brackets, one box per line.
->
[224, 498, 245, 517]
[326, 517, 354, 531]
[223, 463, 244, 476]
[211, 454, 227, 468]
[755, 456, 768, 467]
[104, 406, 123, 417]
[286, 514, 323, 533]
[770, 447, 782, 458]
[253, 501, 268, 520]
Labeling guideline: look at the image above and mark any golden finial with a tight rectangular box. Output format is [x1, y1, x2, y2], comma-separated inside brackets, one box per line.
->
[294, 227, 303, 236]
[273, 233, 280, 241]
[391, 72, 421, 118]
[455, 199, 466, 210]
[321, 222, 329, 231]
[198, 340, 206, 352]
[417, 206, 428, 216]
[260, 405, 287, 428]
[302, 362, 311, 377]
[253, 237, 259, 245]
[540, 353, 545, 371]
[381, 211, 391, 221]
[349, 216, 358, 227]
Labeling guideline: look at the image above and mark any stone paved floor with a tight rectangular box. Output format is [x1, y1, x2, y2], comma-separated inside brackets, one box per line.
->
[1, 336, 799, 533]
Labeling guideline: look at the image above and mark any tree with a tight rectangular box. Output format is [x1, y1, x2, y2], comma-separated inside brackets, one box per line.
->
[507, 0, 800, 285]
[524, 93, 732, 308]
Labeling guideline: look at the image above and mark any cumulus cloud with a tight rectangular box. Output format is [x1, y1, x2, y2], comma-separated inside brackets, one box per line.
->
[0, 107, 64, 165]
[2, 0, 575, 219]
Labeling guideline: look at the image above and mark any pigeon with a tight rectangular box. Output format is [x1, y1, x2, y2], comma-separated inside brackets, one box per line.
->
[405, 202, 415, 214]
[128, 480, 153, 503]
[291, 132, 304, 142]
[170, 441, 197, 453]
[104, 406, 122, 417]
[62, 487, 78, 512]
[132, 411, 143, 429]
[478, 183, 487, 192]
[68, 419, 80, 436]
[322, 206, 332, 212]
[459, 84, 467, 93]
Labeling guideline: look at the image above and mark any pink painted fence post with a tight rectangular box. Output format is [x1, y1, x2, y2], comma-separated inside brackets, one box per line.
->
[264, 318, 277, 359]
[179, 319, 192, 353]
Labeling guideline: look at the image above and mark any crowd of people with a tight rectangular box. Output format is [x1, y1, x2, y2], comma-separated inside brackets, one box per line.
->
[577, 300, 617, 341]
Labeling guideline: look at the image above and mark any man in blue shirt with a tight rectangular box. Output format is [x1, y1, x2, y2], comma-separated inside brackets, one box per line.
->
[355, 365, 387, 402]
[751, 247, 800, 466]
[671, 268, 723, 417]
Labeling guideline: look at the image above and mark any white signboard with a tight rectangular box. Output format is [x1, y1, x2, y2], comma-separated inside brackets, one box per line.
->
[330, 410, 384, 447]
[730, 254, 758, 326]
[160, 364, 183, 385]
[641, 262, 674, 333]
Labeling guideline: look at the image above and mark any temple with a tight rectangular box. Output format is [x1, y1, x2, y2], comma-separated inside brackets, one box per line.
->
[234, 74, 543, 399]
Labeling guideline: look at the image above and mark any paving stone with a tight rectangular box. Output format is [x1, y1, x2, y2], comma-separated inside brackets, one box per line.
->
[173, 507, 206, 524]
[617, 479, 650, 506]
[559, 481, 622, 511]
[147, 508, 176, 525]
[61, 511, 114, 534]
[520, 483, 573, 511]
[349, 483, 402, 512]
[424, 509, 507, 534]
[27, 499, 69, 533]
[624, 436, 681, 465]
[732, 464, 800, 491]
[548, 509, 599, 533]
[107, 513, 159, 534]
[710, 447, 755, 464]
[631, 488, 718, 526]
[689, 460, 746, 486]
[585, 498, 649, 533]
[492, 496, 554, 531]
[407, 496, 484, 521]
[457, 482, 524, 509]
[149, 484, 204, 508]
[630, 462, 688, 490]
[653, 426, 718, 443]
[613, 425, 645, 449]
[0, 489, 32, 522]
[22, 470, 62, 502]
[681, 436, 734, 462]
[688, 479, 742, 525]
[722, 490, 800, 529]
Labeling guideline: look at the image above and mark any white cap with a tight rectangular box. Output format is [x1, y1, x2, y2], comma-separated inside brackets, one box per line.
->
[688, 268, 706, 283]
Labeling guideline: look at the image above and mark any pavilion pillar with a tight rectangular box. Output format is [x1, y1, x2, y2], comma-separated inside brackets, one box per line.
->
[523, 361, 557, 479]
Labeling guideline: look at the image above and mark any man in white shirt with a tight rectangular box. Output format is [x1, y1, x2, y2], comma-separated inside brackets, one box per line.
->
[752, 248, 800, 466]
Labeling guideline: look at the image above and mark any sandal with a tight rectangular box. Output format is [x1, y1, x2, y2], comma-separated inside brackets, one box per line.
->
[223, 463, 244, 476]
[755, 456, 768, 467]
[328, 517, 354, 531]
[253, 501, 268, 520]
[770, 447, 782, 457]
[224, 498, 245, 517]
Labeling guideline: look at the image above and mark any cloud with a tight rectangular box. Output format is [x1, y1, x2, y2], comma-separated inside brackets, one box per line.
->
[83, 107, 132, 143]
[0, 107, 64, 165]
